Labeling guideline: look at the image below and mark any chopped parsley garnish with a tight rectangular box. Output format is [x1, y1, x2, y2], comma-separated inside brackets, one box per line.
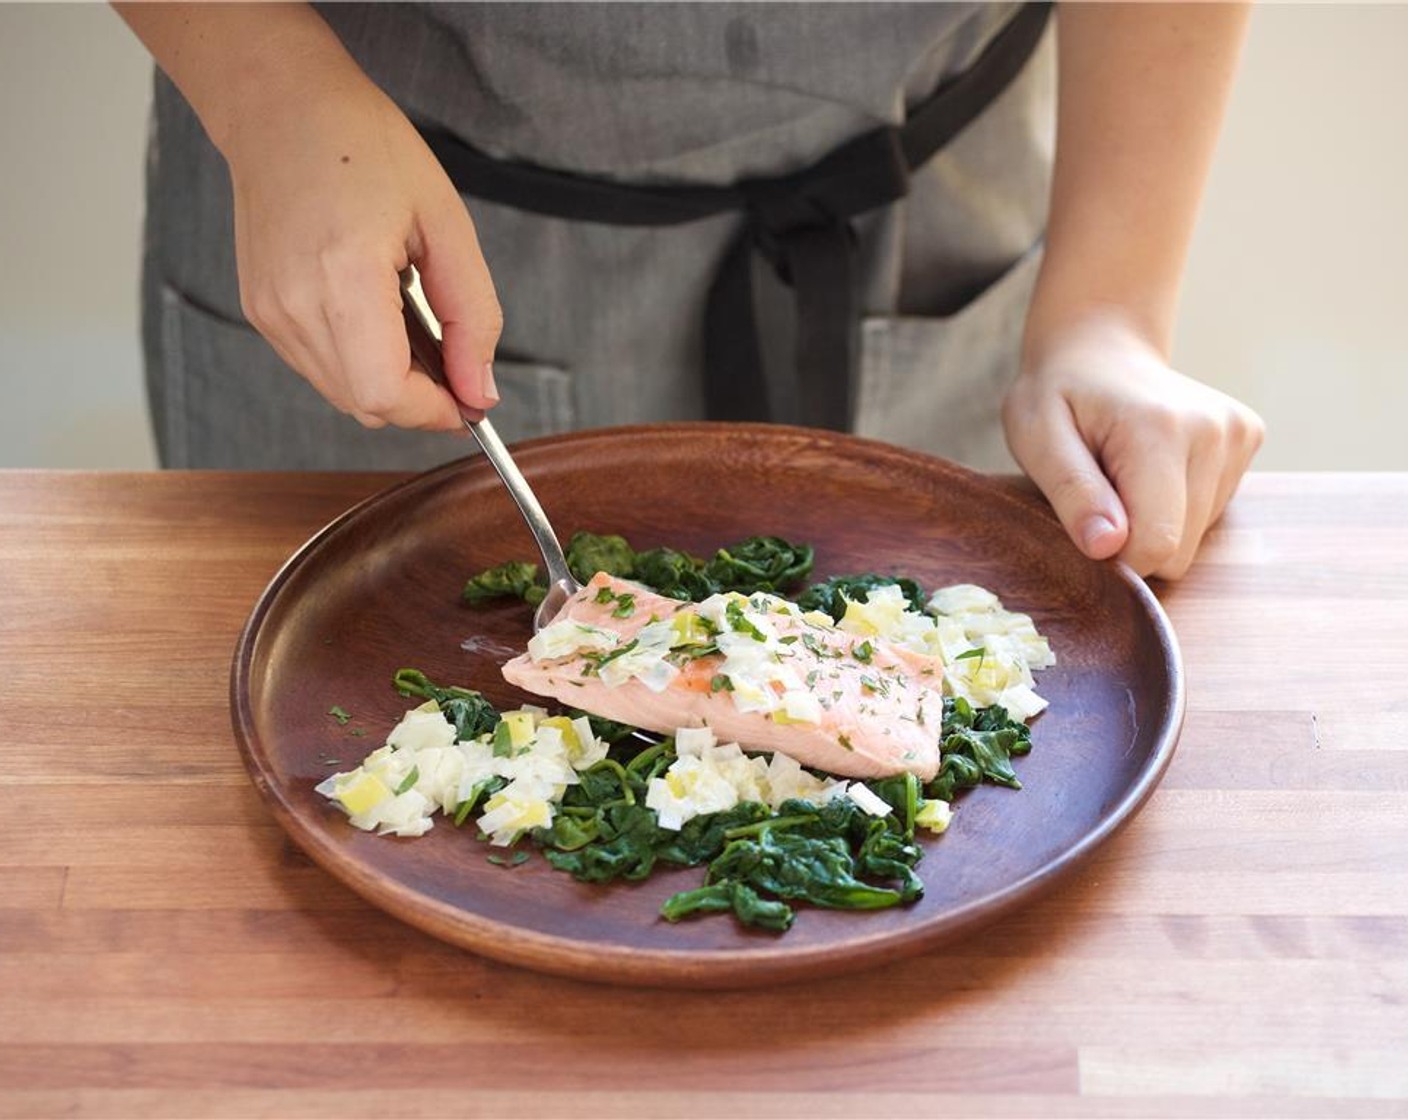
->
[725, 599, 767, 641]
[611, 593, 637, 618]
[666, 642, 721, 667]
[954, 647, 987, 672]
[802, 632, 838, 659]
[593, 638, 640, 668]
[594, 585, 638, 618]
[328, 705, 352, 725]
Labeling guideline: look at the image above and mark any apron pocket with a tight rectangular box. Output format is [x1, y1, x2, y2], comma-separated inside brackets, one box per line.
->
[155, 282, 578, 469]
[853, 243, 1043, 472]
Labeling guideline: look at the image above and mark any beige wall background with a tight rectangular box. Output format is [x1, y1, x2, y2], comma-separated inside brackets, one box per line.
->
[1, 3, 1405, 470]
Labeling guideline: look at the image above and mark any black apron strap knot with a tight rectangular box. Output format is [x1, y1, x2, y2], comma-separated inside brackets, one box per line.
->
[788, 126, 912, 224]
[417, 3, 1052, 430]
[724, 126, 909, 431]
[703, 215, 858, 431]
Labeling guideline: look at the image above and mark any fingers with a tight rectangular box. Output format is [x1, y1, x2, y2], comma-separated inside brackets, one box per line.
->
[1154, 412, 1241, 579]
[1004, 392, 1129, 560]
[323, 256, 464, 431]
[244, 268, 467, 433]
[1209, 401, 1267, 526]
[1164, 455, 1219, 580]
[414, 194, 503, 411]
[226, 90, 503, 434]
[1010, 314, 1265, 581]
[1109, 400, 1266, 581]
[1107, 424, 1194, 579]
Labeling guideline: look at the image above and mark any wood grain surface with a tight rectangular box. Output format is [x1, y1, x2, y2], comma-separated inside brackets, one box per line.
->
[2, 467, 1406, 1119]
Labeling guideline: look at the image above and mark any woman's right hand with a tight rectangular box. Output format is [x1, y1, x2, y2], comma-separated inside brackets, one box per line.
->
[116, 3, 502, 432]
[224, 76, 502, 431]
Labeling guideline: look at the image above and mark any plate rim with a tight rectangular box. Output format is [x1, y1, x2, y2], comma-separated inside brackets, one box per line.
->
[230, 422, 1185, 988]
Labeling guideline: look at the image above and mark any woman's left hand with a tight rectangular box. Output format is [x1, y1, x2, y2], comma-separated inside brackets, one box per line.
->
[1001, 312, 1265, 580]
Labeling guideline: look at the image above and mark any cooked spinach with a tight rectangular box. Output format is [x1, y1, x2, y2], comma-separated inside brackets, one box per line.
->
[706, 829, 905, 911]
[926, 696, 1032, 802]
[659, 798, 921, 931]
[462, 559, 544, 606]
[565, 531, 637, 584]
[522, 693, 1034, 933]
[544, 801, 664, 883]
[660, 880, 795, 932]
[522, 727, 926, 932]
[653, 802, 773, 866]
[393, 668, 500, 742]
[794, 573, 927, 621]
[631, 546, 717, 601]
[461, 531, 814, 606]
[702, 536, 814, 596]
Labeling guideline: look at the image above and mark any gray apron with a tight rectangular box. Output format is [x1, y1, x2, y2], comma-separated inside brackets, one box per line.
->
[142, 2, 1053, 471]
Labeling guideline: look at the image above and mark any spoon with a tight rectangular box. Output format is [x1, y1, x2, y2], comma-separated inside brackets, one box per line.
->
[398, 267, 579, 632]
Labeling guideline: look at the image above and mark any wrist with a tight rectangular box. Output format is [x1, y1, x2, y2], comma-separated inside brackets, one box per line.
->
[1019, 300, 1164, 380]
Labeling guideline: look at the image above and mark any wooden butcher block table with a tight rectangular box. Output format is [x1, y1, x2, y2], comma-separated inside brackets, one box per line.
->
[0, 467, 1404, 1119]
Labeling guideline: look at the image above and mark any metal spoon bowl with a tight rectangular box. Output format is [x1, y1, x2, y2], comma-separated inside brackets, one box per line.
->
[398, 267, 579, 631]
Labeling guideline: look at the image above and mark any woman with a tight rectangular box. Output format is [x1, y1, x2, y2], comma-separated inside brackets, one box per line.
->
[117, 1, 1263, 579]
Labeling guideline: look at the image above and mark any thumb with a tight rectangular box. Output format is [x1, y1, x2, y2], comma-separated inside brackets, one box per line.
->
[1006, 398, 1128, 560]
[414, 196, 504, 411]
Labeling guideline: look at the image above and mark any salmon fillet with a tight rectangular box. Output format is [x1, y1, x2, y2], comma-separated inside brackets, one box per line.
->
[500, 572, 946, 780]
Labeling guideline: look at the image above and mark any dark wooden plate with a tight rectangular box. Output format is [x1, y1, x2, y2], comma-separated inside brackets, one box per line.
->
[232, 423, 1183, 989]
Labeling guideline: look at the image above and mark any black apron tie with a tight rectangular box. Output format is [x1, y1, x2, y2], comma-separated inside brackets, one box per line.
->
[418, 2, 1051, 430]
[706, 126, 911, 427]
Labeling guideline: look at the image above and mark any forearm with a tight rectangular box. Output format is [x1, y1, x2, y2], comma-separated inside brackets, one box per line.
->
[112, 2, 368, 161]
[115, 1, 502, 427]
[1024, 2, 1250, 363]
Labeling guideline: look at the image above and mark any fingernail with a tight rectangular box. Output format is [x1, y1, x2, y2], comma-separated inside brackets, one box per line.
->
[482, 361, 499, 404]
[1081, 514, 1118, 555]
